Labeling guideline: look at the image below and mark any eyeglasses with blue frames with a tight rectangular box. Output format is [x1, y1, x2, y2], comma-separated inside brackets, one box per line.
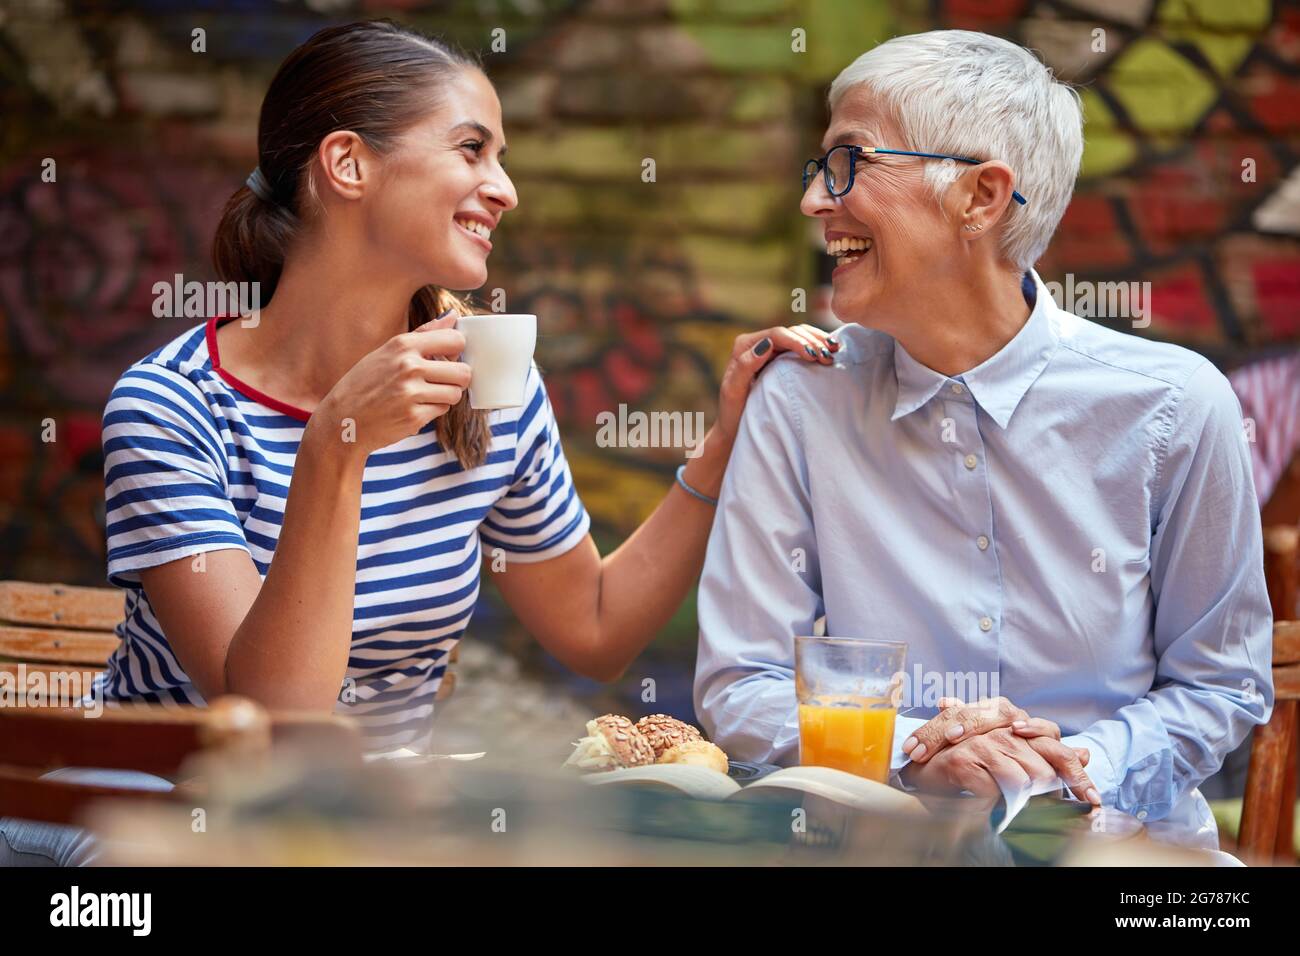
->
[803, 144, 1028, 206]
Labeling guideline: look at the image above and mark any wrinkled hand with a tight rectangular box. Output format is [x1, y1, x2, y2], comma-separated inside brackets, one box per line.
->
[901, 727, 1099, 806]
[902, 696, 1100, 805]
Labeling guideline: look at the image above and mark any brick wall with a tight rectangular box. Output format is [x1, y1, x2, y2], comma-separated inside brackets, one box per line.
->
[1, 0, 1296, 616]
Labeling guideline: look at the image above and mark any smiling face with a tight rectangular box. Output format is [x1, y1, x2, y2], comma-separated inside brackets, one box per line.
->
[363, 67, 517, 292]
[801, 86, 961, 334]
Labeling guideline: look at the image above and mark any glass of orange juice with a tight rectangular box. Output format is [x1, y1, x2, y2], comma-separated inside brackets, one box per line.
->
[795, 636, 907, 783]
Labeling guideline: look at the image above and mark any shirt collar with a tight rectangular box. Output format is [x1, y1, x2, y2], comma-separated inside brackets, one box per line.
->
[890, 269, 1059, 430]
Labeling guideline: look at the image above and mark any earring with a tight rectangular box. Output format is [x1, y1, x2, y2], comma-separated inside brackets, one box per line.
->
[962, 222, 983, 232]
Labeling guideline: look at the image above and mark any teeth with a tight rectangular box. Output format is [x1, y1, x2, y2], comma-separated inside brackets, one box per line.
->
[826, 236, 872, 255]
[455, 218, 491, 240]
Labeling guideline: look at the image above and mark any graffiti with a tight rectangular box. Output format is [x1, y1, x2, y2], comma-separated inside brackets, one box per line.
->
[1, 0, 1296, 597]
[801, 1, 1300, 352]
[1010, 0, 1299, 348]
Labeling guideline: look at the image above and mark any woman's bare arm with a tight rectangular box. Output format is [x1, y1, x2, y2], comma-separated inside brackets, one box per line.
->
[140, 421, 368, 710]
[487, 437, 725, 682]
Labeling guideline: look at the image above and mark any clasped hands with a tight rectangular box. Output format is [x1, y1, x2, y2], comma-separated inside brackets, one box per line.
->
[899, 696, 1102, 808]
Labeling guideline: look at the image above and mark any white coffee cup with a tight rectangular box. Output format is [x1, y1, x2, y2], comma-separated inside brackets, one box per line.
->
[456, 313, 537, 410]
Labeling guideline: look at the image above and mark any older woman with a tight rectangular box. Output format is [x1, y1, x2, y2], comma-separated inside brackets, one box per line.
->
[694, 30, 1272, 850]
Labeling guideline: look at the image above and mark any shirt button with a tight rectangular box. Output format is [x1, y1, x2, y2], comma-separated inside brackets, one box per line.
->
[964, 454, 978, 470]
[979, 617, 993, 632]
[977, 535, 989, 551]
[950, 382, 965, 395]
[1136, 810, 1148, 821]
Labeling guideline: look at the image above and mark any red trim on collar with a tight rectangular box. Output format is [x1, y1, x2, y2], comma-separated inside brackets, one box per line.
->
[205, 315, 312, 421]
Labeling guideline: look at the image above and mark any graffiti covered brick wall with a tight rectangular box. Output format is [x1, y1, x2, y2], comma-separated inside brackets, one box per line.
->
[2, 0, 1296, 606]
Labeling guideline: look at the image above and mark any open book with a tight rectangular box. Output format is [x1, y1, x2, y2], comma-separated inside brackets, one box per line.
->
[582, 762, 926, 816]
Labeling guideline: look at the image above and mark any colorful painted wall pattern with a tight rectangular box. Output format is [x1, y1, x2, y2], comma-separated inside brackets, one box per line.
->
[1, 0, 1297, 606]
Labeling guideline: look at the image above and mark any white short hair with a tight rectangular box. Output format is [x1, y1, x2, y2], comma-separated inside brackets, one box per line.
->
[829, 30, 1083, 272]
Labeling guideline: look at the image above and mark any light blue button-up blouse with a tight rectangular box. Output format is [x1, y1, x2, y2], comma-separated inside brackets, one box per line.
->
[694, 269, 1273, 848]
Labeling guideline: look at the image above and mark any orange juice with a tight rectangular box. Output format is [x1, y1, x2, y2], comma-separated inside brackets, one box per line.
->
[798, 698, 896, 782]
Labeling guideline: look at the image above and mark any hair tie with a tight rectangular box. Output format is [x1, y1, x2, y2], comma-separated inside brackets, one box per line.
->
[246, 166, 275, 203]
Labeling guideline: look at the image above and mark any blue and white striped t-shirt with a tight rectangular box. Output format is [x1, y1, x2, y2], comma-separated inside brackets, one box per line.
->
[98, 315, 590, 752]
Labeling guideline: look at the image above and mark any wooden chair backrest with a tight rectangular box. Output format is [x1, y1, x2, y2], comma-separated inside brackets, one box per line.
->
[1265, 527, 1299, 625]
[1240, 525, 1300, 861]
[1273, 620, 1300, 695]
[0, 580, 457, 701]
[0, 581, 121, 671]
[0, 696, 272, 825]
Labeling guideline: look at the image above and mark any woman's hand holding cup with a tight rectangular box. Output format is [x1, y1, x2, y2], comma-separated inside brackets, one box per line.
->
[312, 310, 472, 456]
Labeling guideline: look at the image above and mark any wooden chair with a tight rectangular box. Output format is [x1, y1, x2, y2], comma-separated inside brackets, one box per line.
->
[0, 578, 448, 829]
[0, 695, 272, 826]
[0, 581, 119, 705]
[0, 579, 457, 704]
[1240, 526, 1300, 861]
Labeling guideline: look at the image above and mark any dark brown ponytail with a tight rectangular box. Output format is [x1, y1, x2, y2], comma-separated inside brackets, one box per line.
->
[211, 19, 490, 468]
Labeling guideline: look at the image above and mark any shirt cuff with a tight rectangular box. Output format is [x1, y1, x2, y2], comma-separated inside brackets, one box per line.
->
[891, 714, 926, 774]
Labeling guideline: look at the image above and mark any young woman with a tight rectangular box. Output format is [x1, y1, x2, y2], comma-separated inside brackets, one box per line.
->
[91, 19, 837, 754]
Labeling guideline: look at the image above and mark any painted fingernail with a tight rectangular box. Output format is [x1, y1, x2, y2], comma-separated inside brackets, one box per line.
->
[820, 347, 831, 358]
[902, 735, 917, 753]
[827, 338, 839, 349]
[911, 743, 927, 761]
[752, 338, 771, 357]
[1012, 720, 1026, 729]
[1086, 787, 1100, 806]
[804, 345, 816, 357]
[945, 724, 964, 741]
